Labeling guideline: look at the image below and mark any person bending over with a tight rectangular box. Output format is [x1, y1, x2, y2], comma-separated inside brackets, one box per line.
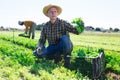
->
[18, 20, 36, 39]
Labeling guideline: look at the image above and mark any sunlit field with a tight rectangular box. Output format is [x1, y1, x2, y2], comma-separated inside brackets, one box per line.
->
[0, 30, 120, 79]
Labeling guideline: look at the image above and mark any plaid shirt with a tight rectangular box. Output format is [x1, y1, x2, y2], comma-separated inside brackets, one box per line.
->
[38, 18, 79, 47]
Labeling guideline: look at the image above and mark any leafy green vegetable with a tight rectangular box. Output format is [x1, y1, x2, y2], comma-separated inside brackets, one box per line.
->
[71, 17, 84, 33]
[72, 47, 103, 58]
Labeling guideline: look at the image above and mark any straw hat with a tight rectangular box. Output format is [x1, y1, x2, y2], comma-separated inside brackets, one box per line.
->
[43, 4, 62, 17]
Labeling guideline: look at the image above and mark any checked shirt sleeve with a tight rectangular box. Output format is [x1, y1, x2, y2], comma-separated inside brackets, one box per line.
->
[38, 26, 46, 48]
[64, 21, 79, 35]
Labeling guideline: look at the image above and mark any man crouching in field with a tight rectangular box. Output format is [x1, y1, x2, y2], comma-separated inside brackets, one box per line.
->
[33, 4, 84, 68]
[18, 20, 36, 39]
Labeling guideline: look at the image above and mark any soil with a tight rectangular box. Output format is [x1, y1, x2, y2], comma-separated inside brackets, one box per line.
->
[106, 71, 120, 80]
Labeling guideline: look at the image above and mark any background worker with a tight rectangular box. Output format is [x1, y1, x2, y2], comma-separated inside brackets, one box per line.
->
[18, 20, 36, 39]
[33, 4, 84, 68]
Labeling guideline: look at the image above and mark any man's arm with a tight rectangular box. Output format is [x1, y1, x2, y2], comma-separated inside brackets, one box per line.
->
[37, 27, 46, 48]
[64, 20, 84, 35]
[36, 27, 46, 54]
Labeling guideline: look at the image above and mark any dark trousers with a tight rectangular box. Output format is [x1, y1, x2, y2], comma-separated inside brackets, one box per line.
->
[33, 35, 73, 68]
[28, 23, 36, 39]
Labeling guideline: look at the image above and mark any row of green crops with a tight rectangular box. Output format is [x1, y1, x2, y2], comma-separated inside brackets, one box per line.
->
[0, 33, 100, 79]
[0, 39, 36, 66]
[0, 34, 37, 50]
[105, 51, 120, 74]
[0, 39, 89, 79]
[0, 31, 120, 79]
[0, 34, 104, 58]
[1, 31, 120, 52]
[0, 32, 120, 75]
[70, 33, 120, 52]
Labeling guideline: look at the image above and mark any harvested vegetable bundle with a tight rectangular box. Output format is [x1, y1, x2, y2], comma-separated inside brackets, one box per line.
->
[72, 47, 103, 58]
[71, 17, 84, 33]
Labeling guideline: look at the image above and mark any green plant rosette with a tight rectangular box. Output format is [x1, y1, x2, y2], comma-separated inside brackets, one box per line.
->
[72, 17, 84, 33]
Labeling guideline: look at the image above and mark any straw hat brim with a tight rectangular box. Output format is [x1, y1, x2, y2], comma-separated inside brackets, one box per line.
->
[43, 4, 62, 17]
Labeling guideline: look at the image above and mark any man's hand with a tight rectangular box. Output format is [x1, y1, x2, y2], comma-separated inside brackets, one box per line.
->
[37, 47, 42, 54]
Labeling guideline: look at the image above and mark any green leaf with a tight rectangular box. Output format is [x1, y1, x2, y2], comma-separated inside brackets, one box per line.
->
[71, 17, 84, 33]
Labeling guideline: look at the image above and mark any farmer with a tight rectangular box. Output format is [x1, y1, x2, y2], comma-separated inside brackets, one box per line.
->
[33, 4, 84, 68]
[18, 20, 36, 39]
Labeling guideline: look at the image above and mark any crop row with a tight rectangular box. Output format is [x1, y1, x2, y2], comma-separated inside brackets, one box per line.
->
[0, 34, 105, 58]
[71, 34, 120, 52]
[0, 34, 120, 54]
[74, 41, 120, 52]
[0, 39, 36, 66]
[0, 34, 120, 74]
[0, 34, 37, 50]
[0, 33, 120, 77]
[0, 36, 101, 78]
[0, 39, 88, 79]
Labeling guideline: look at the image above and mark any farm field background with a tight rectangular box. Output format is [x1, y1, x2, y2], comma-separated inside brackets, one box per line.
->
[0, 30, 120, 80]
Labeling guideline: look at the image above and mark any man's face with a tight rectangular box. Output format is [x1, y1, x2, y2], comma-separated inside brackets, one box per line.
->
[47, 7, 58, 20]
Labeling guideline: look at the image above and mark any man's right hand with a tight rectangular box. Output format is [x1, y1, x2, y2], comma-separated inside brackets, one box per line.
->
[37, 47, 42, 54]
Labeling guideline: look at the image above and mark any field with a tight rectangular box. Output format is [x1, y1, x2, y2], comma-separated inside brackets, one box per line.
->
[0, 30, 120, 80]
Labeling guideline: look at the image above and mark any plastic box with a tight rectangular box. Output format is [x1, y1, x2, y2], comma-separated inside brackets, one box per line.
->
[71, 49, 106, 78]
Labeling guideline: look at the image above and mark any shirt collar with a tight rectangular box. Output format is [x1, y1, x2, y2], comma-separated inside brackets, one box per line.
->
[49, 18, 60, 26]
